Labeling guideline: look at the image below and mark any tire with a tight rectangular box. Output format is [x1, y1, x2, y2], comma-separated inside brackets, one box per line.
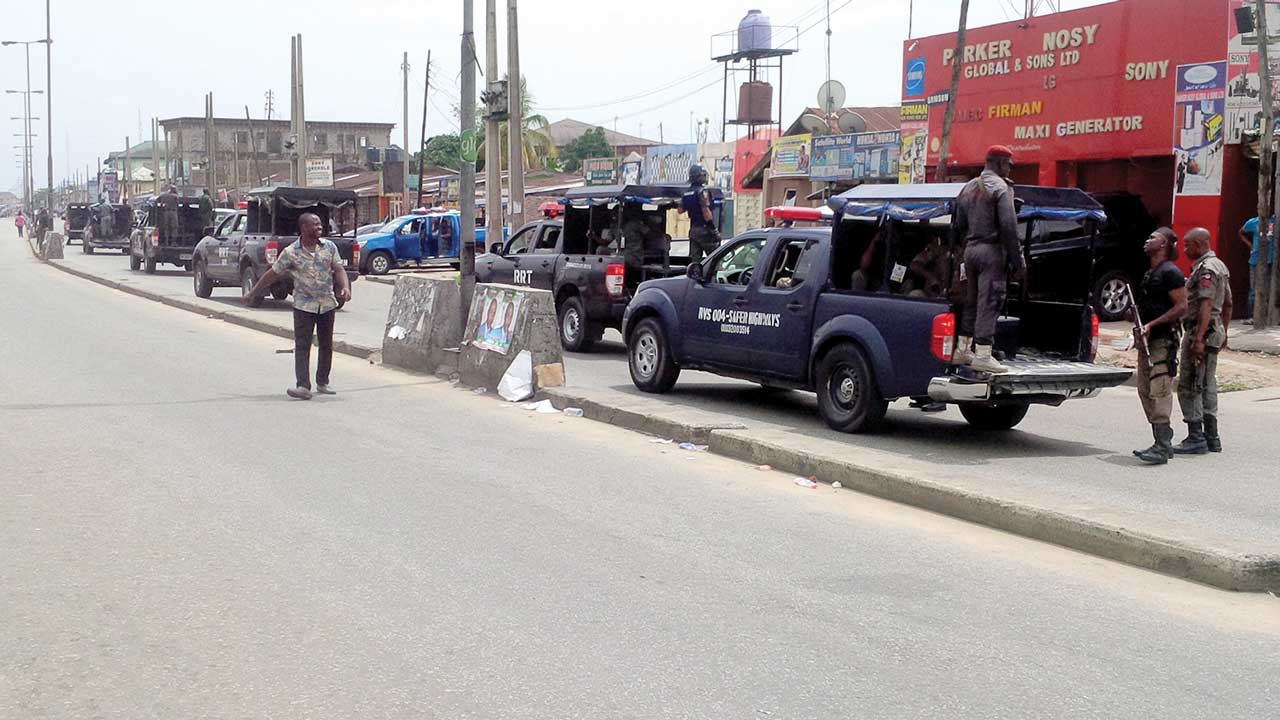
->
[558, 295, 596, 353]
[144, 251, 157, 275]
[815, 343, 888, 433]
[192, 259, 213, 298]
[129, 249, 141, 271]
[628, 317, 680, 393]
[1091, 270, 1132, 322]
[82, 238, 94, 254]
[240, 265, 264, 308]
[271, 285, 290, 301]
[959, 403, 1030, 431]
[367, 250, 393, 276]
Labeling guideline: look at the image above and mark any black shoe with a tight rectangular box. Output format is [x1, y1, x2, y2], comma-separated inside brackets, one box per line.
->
[1204, 415, 1221, 453]
[1135, 446, 1169, 465]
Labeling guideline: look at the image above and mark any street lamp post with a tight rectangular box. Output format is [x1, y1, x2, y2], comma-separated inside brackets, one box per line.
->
[6, 89, 42, 210]
[2, 37, 50, 210]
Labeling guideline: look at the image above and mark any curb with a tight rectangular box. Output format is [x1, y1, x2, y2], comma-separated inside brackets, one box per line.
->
[37, 255, 379, 360]
[540, 387, 1280, 593]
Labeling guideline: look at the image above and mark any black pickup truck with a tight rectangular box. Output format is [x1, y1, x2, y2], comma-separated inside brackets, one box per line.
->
[623, 183, 1131, 433]
[475, 183, 721, 351]
[62, 203, 92, 244]
[129, 197, 204, 273]
[81, 203, 134, 254]
[191, 186, 360, 308]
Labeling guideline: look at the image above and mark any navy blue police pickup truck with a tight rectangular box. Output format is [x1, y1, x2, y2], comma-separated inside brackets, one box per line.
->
[622, 183, 1132, 433]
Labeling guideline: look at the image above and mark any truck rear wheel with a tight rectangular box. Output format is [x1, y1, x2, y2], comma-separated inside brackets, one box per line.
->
[241, 266, 264, 308]
[959, 403, 1029, 431]
[816, 343, 888, 433]
[628, 318, 679, 393]
[144, 251, 157, 275]
[129, 249, 141, 271]
[558, 296, 597, 353]
[271, 285, 290, 301]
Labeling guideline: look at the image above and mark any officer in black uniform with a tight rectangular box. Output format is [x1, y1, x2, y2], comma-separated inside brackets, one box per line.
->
[1131, 227, 1187, 465]
[680, 164, 721, 264]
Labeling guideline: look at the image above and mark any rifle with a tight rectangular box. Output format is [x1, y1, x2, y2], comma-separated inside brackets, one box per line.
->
[1124, 283, 1152, 370]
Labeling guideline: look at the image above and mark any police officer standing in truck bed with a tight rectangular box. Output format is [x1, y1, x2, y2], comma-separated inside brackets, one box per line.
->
[680, 164, 721, 265]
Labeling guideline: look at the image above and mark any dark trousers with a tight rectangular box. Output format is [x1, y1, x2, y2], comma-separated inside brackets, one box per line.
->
[688, 226, 721, 264]
[16, 225, 23, 237]
[293, 308, 335, 390]
[960, 242, 1008, 345]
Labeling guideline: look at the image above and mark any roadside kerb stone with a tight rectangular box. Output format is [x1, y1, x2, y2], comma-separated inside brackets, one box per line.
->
[541, 387, 747, 444]
[38, 258, 378, 360]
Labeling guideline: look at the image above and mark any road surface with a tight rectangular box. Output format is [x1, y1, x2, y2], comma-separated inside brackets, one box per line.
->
[4, 231, 1279, 718]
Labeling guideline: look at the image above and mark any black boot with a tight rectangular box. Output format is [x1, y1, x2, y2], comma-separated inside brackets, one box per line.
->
[1134, 423, 1173, 465]
[1172, 421, 1208, 455]
[1203, 414, 1221, 453]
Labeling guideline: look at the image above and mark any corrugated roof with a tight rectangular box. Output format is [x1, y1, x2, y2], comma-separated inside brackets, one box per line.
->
[785, 106, 901, 135]
[544, 118, 659, 149]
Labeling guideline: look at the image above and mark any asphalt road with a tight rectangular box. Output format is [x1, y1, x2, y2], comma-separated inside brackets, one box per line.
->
[48, 241, 1280, 548]
[5, 231, 1280, 717]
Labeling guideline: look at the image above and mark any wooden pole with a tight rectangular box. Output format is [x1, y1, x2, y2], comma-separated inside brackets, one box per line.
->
[460, 0, 478, 322]
[506, 0, 524, 230]
[417, 50, 432, 209]
[403, 50, 412, 212]
[934, 0, 970, 182]
[1256, 0, 1275, 328]
[485, 0, 503, 244]
[245, 106, 264, 187]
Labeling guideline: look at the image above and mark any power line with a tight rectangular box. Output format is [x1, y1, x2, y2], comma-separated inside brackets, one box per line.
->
[587, 76, 724, 127]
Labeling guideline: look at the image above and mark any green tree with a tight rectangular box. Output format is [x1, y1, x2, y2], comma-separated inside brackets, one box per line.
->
[559, 127, 613, 173]
[418, 134, 463, 171]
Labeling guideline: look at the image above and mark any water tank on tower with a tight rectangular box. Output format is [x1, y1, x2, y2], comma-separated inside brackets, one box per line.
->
[738, 9, 772, 52]
[737, 81, 774, 123]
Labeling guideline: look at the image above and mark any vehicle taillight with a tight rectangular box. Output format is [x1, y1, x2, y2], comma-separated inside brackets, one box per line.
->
[351, 241, 361, 268]
[605, 263, 625, 297]
[1088, 311, 1100, 362]
[150, 229, 160, 248]
[931, 312, 955, 362]
[265, 239, 279, 265]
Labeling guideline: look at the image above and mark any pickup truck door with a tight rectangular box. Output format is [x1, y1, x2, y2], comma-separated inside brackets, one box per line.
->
[742, 235, 824, 378]
[209, 213, 243, 281]
[489, 222, 539, 286]
[393, 218, 422, 262]
[526, 223, 561, 290]
[679, 235, 769, 369]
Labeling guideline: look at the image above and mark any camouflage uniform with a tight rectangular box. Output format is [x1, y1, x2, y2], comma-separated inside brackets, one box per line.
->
[1174, 250, 1230, 454]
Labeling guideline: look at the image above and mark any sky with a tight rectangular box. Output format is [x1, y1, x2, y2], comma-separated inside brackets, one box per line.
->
[0, 0, 1112, 193]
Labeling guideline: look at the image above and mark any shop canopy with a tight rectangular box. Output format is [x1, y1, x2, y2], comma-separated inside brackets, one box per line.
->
[561, 184, 723, 208]
[828, 182, 1106, 223]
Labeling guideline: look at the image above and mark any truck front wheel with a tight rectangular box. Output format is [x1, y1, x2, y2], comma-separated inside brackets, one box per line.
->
[959, 403, 1030, 431]
[628, 318, 679, 393]
[816, 344, 888, 433]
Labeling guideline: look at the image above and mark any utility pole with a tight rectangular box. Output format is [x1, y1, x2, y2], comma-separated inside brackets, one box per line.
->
[417, 50, 432, 209]
[245, 105, 264, 187]
[934, 0, 970, 182]
[123, 135, 130, 201]
[402, 51, 412, 212]
[485, 0, 503, 246]
[45, 0, 52, 211]
[205, 92, 215, 198]
[1257, 0, 1274, 329]
[151, 117, 160, 195]
[460, 0, 479, 323]
[290, 37, 298, 185]
[507, 0, 524, 231]
[264, 89, 275, 121]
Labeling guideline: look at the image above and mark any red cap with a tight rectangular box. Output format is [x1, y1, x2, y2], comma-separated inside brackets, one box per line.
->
[987, 145, 1014, 159]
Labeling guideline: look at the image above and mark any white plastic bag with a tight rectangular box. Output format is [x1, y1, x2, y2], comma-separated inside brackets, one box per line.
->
[497, 350, 535, 402]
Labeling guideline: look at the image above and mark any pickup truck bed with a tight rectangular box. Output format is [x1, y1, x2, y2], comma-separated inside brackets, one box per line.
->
[933, 360, 1131, 403]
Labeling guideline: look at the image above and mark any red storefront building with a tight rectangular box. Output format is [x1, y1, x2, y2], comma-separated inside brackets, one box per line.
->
[903, 0, 1265, 304]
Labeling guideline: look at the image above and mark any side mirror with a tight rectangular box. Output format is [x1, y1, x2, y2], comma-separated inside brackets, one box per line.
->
[489, 242, 503, 254]
[686, 262, 704, 282]
[202, 225, 215, 237]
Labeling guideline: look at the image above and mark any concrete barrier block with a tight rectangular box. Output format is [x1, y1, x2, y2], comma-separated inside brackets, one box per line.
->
[41, 233, 64, 260]
[459, 283, 564, 391]
[381, 275, 463, 374]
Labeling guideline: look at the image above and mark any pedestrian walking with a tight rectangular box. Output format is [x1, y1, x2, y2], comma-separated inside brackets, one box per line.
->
[952, 145, 1027, 374]
[14, 211, 25, 238]
[34, 207, 51, 247]
[1238, 215, 1274, 321]
[1173, 228, 1232, 455]
[1131, 227, 1187, 465]
[244, 212, 352, 400]
[680, 164, 721, 264]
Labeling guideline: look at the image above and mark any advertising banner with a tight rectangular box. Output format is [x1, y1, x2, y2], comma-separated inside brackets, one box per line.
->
[642, 144, 697, 184]
[620, 159, 641, 185]
[1226, 0, 1280, 143]
[305, 157, 334, 188]
[811, 131, 901, 182]
[697, 142, 735, 194]
[771, 134, 812, 177]
[899, 103, 929, 184]
[100, 171, 119, 203]
[1173, 61, 1227, 197]
[583, 157, 618, 185]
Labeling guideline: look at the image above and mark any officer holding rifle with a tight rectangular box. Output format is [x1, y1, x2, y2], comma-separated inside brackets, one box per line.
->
[1129, 227, 1186, 465]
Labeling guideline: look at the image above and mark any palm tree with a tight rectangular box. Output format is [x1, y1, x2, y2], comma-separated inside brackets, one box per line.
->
[476, 75, 557, 172]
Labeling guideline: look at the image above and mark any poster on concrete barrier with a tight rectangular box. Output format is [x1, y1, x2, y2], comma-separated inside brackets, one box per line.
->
[472, 286, 524, 355]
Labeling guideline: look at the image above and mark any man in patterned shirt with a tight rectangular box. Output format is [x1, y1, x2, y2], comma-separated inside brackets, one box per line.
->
[245, 212, 352, 400]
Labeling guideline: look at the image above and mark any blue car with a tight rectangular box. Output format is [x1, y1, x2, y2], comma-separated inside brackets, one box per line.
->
[357, 211, 505, 275]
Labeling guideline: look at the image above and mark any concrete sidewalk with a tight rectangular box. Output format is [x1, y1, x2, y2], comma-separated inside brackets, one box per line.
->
[22, 227, 1280, 591]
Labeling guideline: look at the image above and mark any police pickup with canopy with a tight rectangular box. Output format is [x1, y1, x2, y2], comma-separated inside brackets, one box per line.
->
[622, 183, 1131, 433]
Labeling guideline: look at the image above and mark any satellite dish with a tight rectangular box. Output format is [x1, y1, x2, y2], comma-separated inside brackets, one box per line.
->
[799, 113, 830, 134]
[837, 111, 867, 134]
[817, 80, 846, 114]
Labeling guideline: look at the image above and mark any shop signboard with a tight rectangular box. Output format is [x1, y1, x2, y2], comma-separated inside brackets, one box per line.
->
[100, 171, 119, 203]
[305, 157, 334, 188]
[642, 144, 696, 184]
[1226, 0, 1280, 144]
[899, 103, 929, 184]
[1173, 61, 1227, 197]
[811, 131, 901, 182]
[771, 134, 812, 177]
[583, 157, 618, 185]
[697, 142, 735, 194]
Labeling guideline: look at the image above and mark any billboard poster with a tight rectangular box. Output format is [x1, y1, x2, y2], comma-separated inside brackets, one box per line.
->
[697, 142, 735, 194]
[100, 171, 119, 203]
[811, 131, 901, 182]
[899, 102, 929, 184]
[904, 57, 926, 98]
[305, 157, 334, 188]
[583, 157, 618, 185]
[642, 144, 697, 184]
[620, 159, 641, 185]
[771, 134, 811, 177]
[1173, 61, 1227, 197]
[1226, 0, 1280, 143]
